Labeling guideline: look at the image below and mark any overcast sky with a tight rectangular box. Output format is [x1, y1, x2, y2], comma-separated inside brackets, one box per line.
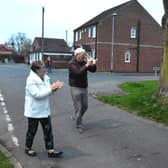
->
[0, 0, 164, 45]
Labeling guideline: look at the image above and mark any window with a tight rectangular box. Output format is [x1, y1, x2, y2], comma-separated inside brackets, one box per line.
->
[79, 31, 82, 40]
[92, 26, 96, 38]
[87, 52, 92, 58]
[125, 50, 131, 63]
[88, 28, 91, 37]
[130, 27, 136, 39]
[75, 32, 78, 41]
[92, 49, 95, 58]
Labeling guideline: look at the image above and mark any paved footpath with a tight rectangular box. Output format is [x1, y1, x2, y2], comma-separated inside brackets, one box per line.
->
[1, 66, 168, 168]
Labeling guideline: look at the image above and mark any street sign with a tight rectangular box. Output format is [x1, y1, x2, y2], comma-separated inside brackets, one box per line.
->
[152, 66, 160, 71]
[153, 66, 160, 77]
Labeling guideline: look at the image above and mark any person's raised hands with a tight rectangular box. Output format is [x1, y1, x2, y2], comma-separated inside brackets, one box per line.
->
[51, 80, 64, 91]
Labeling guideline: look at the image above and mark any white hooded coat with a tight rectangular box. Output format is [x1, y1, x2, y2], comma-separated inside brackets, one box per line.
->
[24, 70, 52, 118]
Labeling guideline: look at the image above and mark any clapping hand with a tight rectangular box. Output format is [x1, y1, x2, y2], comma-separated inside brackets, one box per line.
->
[92, 58, 98, 64]
[86, 58, 98, 67]
[86, 58, 92, 67]
[51, 80, 64, 91]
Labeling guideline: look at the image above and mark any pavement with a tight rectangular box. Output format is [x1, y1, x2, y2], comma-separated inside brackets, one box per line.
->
[0, 103, 22, 168]
[0, 143, 22, 168]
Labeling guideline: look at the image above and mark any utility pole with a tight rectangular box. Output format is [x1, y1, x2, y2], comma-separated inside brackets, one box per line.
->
[66, 30, 68, 45]
[41, 6, 44, 60]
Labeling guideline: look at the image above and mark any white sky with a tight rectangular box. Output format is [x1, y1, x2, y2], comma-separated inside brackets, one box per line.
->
[0, 0, 164, 45]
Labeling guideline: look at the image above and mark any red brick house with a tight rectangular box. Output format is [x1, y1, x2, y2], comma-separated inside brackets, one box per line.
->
[29, 37, 72, 68]
[0, 44, 15, 63]
[73, 0, 163, 72]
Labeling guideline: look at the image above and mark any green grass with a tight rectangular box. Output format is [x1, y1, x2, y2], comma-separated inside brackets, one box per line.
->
[98, 80, 168, 125]
[0, 151, 14, 168]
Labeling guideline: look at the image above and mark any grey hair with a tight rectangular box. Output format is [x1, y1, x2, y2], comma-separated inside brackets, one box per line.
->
[74, 48, 85, 56]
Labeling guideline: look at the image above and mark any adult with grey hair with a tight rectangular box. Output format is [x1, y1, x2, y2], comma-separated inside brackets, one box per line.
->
[68, 48, 97, 133]
[24, 60, 64, 158]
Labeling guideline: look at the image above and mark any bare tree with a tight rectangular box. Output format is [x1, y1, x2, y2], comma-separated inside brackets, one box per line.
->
[8, 32, 32, 56]
[158, 0, 168, 98]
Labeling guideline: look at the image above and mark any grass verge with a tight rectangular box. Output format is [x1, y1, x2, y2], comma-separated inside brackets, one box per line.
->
[98, 80, 168, 126]
[0, 151, 14, 168]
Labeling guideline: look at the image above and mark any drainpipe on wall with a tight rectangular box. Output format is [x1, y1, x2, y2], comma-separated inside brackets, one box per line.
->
[111, 13, 117, 72]
[136, 19, 141, 72]
[95, 24, 98, 60]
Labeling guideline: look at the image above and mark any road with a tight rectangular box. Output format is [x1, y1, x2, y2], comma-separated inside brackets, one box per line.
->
[1, 64, 168, 168]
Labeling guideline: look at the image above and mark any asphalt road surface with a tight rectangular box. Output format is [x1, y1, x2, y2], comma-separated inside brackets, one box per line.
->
[1, 64, 168, 168]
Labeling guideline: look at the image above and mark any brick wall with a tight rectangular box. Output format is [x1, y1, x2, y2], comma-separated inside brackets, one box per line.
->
[74, 0, 163, 72]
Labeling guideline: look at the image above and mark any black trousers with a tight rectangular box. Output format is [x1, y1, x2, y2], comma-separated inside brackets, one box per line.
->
[25, 116, 54, 150]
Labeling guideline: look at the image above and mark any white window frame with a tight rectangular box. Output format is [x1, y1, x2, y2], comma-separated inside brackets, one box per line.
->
[130, 27, 136, 39]
[125, 50, 131, 63]
[79, 31, 82, 40]
[88, 28, 91, 38]
[92, 48, 95, 58]
[92, 26, 96, 38]
[75, 31, 78, 41]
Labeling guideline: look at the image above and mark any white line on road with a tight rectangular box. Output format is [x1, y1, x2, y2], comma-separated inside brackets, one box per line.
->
[0, 101, 5, 107]
[8, 123, 14, 132]
[11, 135, 19, 147]
[0, 97, 4, 101]
[6, 114, 11, 122]
[0, 91, 19, 147]
[2, 107, 8, 114]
